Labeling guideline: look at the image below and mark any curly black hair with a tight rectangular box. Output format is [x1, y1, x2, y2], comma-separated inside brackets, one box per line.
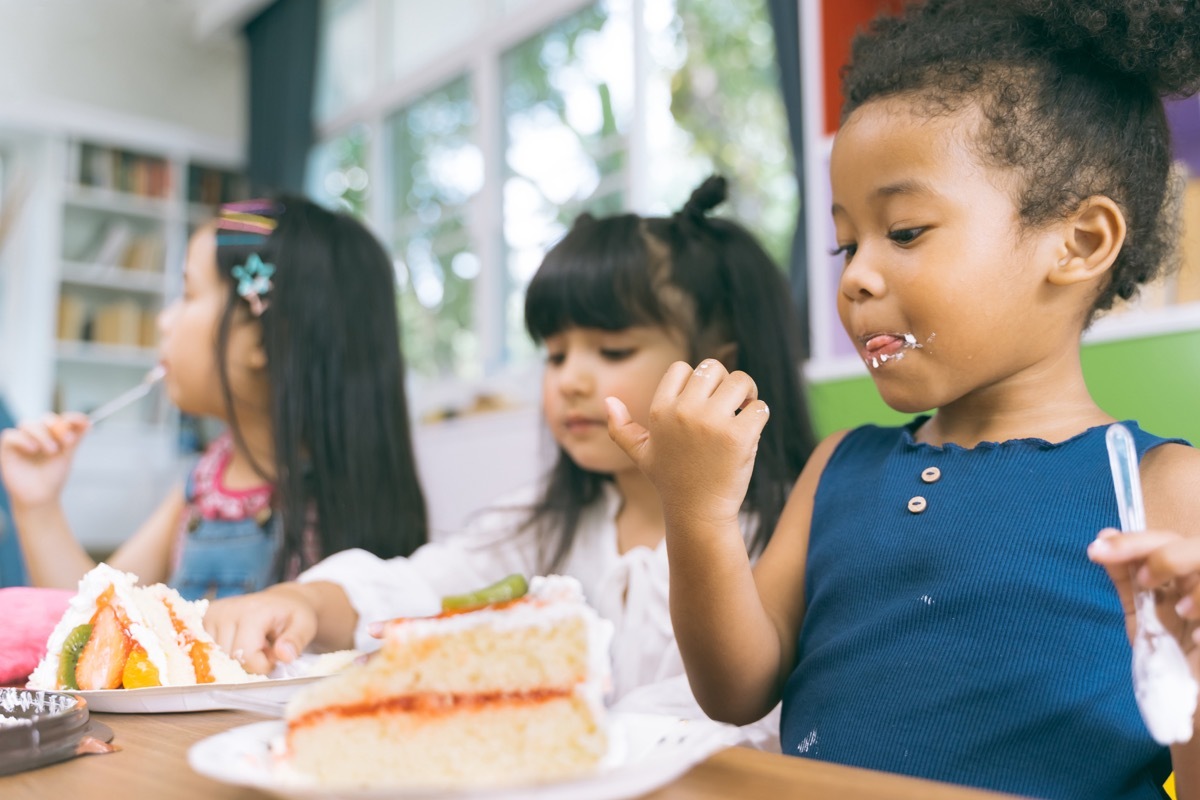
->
[841, 0, 1200, 320]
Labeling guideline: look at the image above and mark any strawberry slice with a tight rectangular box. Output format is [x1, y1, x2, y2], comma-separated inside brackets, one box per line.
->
[75, 605, 133, 690]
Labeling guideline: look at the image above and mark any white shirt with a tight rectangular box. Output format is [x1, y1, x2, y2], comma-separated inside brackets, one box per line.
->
[298, 482, 780, 750]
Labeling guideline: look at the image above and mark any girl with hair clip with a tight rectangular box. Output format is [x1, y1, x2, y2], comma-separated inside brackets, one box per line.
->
[606, 2, 1200, 798]
[0, 196, 429, 610]
[203, 176, 817, 737]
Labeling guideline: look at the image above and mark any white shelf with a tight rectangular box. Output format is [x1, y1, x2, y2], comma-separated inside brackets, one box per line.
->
[59, 260, 164, 294]
[56, 340, 159, 368]
[63, 183, 176, 221]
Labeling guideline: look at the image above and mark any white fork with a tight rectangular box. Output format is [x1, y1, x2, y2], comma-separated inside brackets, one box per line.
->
[1105, 423, 1198, 745]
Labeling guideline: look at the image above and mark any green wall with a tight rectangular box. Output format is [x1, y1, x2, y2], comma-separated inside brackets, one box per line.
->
[808, 329, 1200, 443]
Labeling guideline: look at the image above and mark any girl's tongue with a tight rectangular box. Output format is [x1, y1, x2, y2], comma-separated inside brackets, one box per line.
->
[864, 334, 905, 358]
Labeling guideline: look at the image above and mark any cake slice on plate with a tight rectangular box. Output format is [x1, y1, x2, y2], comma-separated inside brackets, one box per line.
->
[27, 563, 261, 690]
[283, 574, 613, 788]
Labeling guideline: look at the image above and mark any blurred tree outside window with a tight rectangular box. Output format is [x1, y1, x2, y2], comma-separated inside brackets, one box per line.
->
[501, 1, 631, 364]
[311, 0, 795, 389]
[387, 77, 483, 378]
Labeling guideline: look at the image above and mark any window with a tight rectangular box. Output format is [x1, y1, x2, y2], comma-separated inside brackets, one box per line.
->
[313, 0, 795, 404]
[388, 77, 483, 377]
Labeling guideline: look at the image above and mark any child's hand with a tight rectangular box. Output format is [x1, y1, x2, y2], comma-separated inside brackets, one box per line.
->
[205, 583, 319, 675]
[606, 359, 770, 527]
[1088, 529, 1199, 677]
[0, 413, 90, 509]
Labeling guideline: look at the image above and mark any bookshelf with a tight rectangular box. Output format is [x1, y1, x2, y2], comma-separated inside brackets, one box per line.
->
[0, 128, 244, 555]
[52, 140, 247, 423]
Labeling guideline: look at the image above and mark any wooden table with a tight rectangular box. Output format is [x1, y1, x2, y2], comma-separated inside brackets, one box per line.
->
[0, 710, 1024, 800]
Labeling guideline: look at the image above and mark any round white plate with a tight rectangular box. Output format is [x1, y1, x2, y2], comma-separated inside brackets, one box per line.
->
[188, 711, 740, 800]
[76, 675, 321, 713]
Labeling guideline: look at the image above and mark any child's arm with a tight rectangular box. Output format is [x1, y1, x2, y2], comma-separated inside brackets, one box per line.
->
[607, 359, 840, 725]
[1088, 442, 1200, 800]
[1, 413, 94, 587]
[1, 412, 186, 587]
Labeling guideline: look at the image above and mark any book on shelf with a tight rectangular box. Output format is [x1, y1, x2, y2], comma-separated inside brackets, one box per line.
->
[57, 294, 88, 341]
[120, 234, 165, 272]
[188, 163, 249, 206]
[77, 142, 171, 199]
[92, 299, 145, 347]
[90, 222, 133, 266]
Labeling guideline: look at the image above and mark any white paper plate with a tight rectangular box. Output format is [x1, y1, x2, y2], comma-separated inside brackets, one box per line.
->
[188, 711, 739, 800]
[75, 674, 323, 713]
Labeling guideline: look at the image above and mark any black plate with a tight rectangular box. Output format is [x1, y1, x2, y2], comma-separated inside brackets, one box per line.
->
[0, 688, 114, 776]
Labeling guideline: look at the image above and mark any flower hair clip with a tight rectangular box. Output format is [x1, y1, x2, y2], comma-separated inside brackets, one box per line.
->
[232, 253, 275, 316]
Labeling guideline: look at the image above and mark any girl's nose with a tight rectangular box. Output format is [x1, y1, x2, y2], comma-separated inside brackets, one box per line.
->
[556, 353, 595, 396]
[838, 247, 887, 302]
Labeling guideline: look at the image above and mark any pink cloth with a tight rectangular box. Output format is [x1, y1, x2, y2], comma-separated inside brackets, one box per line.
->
[0, 587, 71, 686]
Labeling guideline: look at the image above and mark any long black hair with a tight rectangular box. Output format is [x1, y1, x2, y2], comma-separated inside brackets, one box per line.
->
[842, 0, 1200, 322]
[522, 176, 817, 570]
[212, 195, 428, 577]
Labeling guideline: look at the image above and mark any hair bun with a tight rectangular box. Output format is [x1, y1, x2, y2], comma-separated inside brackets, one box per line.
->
[1018, 0, 1200, 97]
[680, 175, 728, 222]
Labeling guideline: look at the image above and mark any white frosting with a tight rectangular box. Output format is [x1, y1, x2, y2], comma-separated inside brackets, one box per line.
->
[1132, 600, 1198, 745]
[0, 714, 32, 728]
[27, 563, 257, 690]
[28, 563, 146, 689]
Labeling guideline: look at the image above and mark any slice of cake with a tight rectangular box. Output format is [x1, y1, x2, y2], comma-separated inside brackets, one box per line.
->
[27, 563, 261, 690]
[283, 574, 612, 789]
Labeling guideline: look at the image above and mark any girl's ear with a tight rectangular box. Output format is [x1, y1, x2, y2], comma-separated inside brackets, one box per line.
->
[1047, 195, 1127, 286]
[245, 333, 268, 371]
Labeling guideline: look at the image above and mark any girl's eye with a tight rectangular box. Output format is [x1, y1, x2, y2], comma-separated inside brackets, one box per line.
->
[545, 352, 565, 366]
[830, 243, 857, 261]
[888, 227, 926, 245]
[599, 348, 636, 361]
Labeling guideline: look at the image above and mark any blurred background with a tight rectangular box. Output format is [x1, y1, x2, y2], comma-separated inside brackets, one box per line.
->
[0, 0, 1197, 567]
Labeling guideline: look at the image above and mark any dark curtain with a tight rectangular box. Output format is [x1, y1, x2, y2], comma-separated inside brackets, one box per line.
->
[243, 0, 321, 195]
[766, 0, 811, 358]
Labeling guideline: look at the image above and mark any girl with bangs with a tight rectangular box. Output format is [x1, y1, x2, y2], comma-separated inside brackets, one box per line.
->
[204, 176, 816, 743]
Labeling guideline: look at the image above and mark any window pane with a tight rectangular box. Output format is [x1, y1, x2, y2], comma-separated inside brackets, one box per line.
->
[306, 125, 371, 218]
[501, 0, 633, 363]
[645, 0, 797, 266]
[387, 76, 482, 378]
[315, 0, 375, 122]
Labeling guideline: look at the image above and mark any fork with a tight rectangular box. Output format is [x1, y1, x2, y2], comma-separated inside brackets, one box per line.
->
[1105, 423, 1198, 745]
[87, 365, 166, 425]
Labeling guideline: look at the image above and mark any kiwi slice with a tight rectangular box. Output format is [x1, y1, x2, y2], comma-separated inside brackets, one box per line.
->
[441, 574, 529, 613]
[56, 623, 93, 690]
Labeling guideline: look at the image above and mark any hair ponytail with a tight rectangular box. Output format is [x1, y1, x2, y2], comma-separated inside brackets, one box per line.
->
[662, 177, 815, 553]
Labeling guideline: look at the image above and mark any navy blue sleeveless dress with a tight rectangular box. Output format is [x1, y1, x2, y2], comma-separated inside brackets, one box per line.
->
[780, 418, 1188, 799]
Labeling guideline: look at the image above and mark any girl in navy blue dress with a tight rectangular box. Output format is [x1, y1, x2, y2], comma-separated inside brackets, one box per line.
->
[609, 2, 1200, 798]
[0, 197, 428, 600]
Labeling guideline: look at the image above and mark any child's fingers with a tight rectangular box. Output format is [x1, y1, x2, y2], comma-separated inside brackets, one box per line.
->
[606, 396, 651, 464]
[708, 370, 759, 416]
[679, 359, 730, 402]
[0, 427, 44, 457]
[20, 419, 62, 454]
[652, 361, 699, 406]
[734, 399, 771, 440]
[1086, 528, 1180, 569]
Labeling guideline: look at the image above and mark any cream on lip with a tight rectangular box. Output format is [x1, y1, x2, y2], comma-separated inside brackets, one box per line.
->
[862, 331, 927, 369]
